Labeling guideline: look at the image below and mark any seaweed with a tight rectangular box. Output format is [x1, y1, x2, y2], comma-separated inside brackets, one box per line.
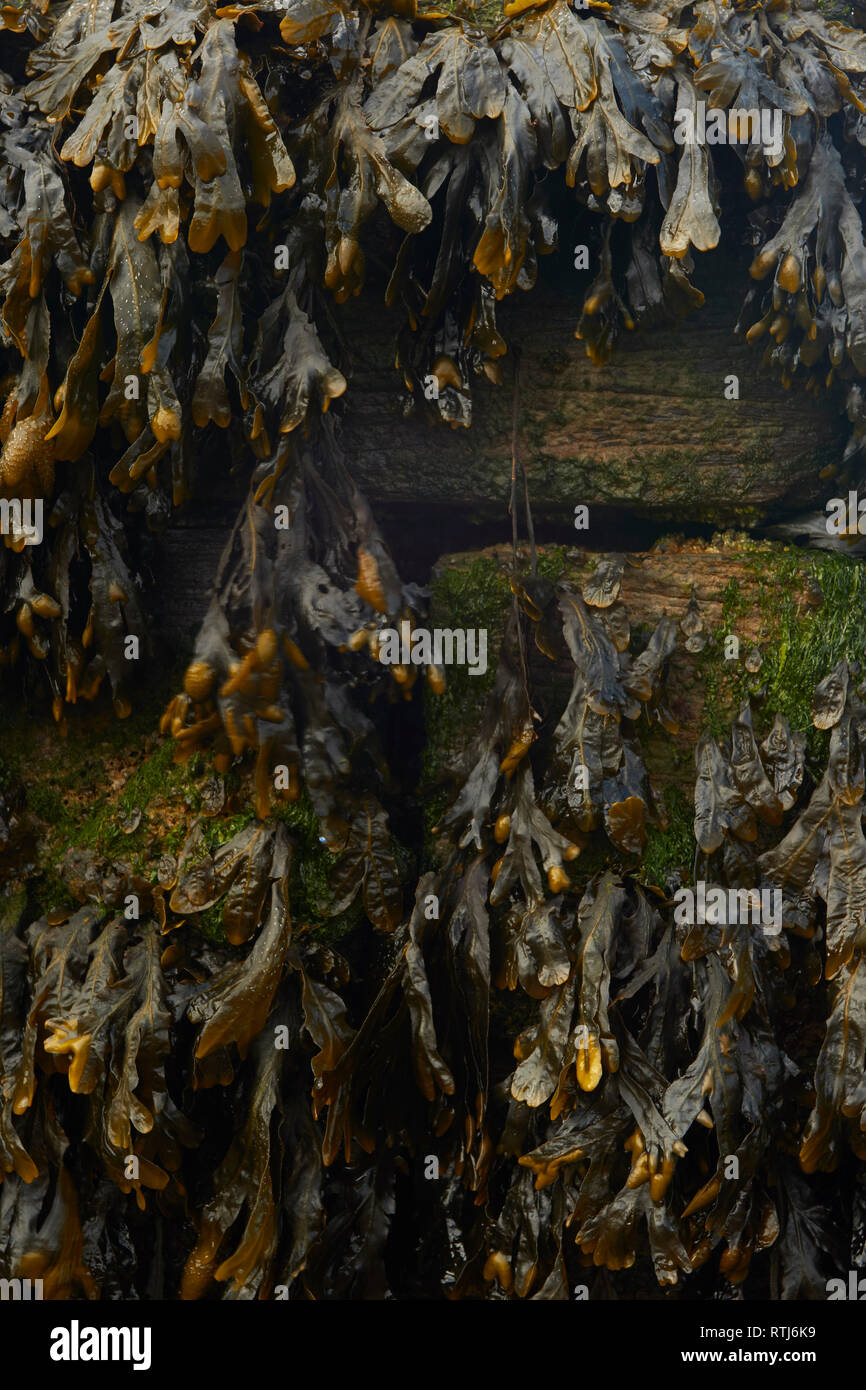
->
[3, 0, 866, 1305]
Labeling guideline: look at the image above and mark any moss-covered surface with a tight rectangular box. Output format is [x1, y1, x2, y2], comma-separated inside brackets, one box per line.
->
[0, 677, 189, 905]
[437, 0, 851, 33]
[440, 0, 505, 29]
[420, 544, 566, 852]
[638, 786, 696, 891]
[694, 547, 866, 767]
[0, 680, 406, 944]
[420, 536, 866, 889]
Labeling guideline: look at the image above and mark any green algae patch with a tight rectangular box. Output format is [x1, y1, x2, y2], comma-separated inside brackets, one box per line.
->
[748, 548, 866, 754]
[638, 786, 695, 891]
[272, 793, 415, 943]
[0, 689, 207, 909]
[272, 794, 361, 942]
[0, 888, 28, 934]
[437, 0, 505, 31]
[420, 546, 566, 847]
[697, 546, 866, 764]
[420, 539, 866, 880]
[421, 551, 510, 838]
[0, 685, 394, 939]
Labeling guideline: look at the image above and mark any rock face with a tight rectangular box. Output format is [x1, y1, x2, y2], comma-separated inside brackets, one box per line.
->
[147, 241, 851, 649]
[335, 247, 849, 528]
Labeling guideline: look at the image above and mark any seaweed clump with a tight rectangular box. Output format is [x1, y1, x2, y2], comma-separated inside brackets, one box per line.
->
[0, 555, 864, 1299]
[2, 0, 866, 1300]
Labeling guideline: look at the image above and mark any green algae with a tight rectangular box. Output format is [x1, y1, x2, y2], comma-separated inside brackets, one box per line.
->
[639, 786, 695, 891]
[697, 547, 866, 764]
[0, 683, 399, 939]
[420, 546, 566, 848]
[272, 794, 358, 939]
[420, 541, 866, 885]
